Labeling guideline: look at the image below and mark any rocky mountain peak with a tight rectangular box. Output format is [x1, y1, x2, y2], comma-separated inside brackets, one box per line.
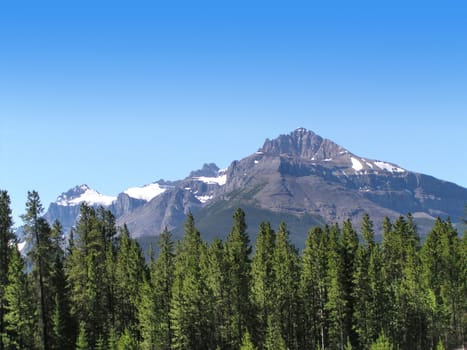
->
[55, 184, 116, 207]
[55, 184, 90, 204]
[189, 163, 220, 178]
[259, 128, 346, 161]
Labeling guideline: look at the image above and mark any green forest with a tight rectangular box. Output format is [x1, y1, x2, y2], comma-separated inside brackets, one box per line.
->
[0, 190, 465, 350]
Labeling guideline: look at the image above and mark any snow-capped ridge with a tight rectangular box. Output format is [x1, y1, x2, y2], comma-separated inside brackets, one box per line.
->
[374, 161, 405, 173]
[192, 168, 227, 186]
[56, 185, 116, 207]
[124, 183, 167, 202]
[347, 156, 405, 174]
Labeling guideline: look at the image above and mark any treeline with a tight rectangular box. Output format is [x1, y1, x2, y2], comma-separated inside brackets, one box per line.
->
[0, 190, 466, 350]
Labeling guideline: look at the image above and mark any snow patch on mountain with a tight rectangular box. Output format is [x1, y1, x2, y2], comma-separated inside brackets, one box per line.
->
[351, 157, 363, 171]
[196, 194, 214, 203]
[194, 174, 227, 185]
[56, 186, 116, 206]
[193, 168, 228, 186]
[374, 161, 405, 173]
[124, 183, 166, 201]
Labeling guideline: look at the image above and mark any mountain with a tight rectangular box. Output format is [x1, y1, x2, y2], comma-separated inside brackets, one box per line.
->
[44, 184, 117, 232]
[205, 128, 467, 240]
[44, 165, 227, 236]
[42, 128, 467, 247]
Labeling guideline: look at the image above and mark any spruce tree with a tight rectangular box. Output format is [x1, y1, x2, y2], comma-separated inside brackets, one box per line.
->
[352, 223, 370, 349]
[139, 228, 174, 350]
[325, 225, 346, 350]
[369, 332, 393, 350]
[394, 238, 428, 350]
[421, 218, 464, 348]
[300, 226, 330, 350]
[381, 216, 402, 343]
[271, 222, 300, 350]
[75, 322, 89, 350]
[114, 224, 146, 339]
[382, 216, 405, 284]
[22, 190, 54, 349]
[117, 328, 139, 350]
[0, 190, 15, 350]
[3, 247, 35, 349]
[170, 213, 210, 350]
[339, 219, 358, 347]
[264, 316, 287, 350]
[66, 203, 114, 347]
[224, 208, 252, 349]
[49, 221, 73, 350]
[251, 221, 276, 347]
[353, 214, 381, 349]
[240, 330, 256, 350]
[200, 238, 229, 349]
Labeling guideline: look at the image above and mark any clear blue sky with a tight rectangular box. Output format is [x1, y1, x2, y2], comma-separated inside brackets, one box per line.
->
[1, 1, 466, 225]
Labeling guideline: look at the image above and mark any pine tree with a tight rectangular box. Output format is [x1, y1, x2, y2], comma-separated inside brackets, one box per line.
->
[353, 214, 381, 349]
[382, 216, 405, 284]
[271, 222, 300, 350]
[395, 239, 428, 350]
[66, 203, 114, 348]
[325, 226, 346, 350]
[339, 219, 358, 347]
[300, 226, 330, 350]
[3, 247, 35, 349]
[381, 216, 403, 343]
[251, 221, 276, 347]
[200, 238, 229, 349]
[117, 328, 139, 350]
[224, 208, 252, 350]
[114, 224, 146, 339]
[75, 322, 89, 350]
[139, 228, 174, 350]
[22, 190, 55, 349]
[107, 328, 119, 350]
[369, 332, 393, 350]
[170, 213, 210, 350]
[0, 190, 15, 350]
[435, 339, 445, 350]
[97, 206, 118, 335]
[240, 330, 256, 350]
[421, 218, 464, 349]
[49, 220, 73, 350]
[264, 316, 287, 350]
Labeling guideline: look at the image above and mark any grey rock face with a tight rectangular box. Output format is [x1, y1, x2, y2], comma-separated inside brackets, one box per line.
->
[260, 128, 345, 160]
[116, 188, 202, 237]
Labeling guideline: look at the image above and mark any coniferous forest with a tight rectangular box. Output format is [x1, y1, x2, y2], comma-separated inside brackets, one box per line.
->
[0, 190, 466, 350]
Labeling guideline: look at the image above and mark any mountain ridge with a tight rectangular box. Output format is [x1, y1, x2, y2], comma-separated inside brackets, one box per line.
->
[42, 128, 467, 245]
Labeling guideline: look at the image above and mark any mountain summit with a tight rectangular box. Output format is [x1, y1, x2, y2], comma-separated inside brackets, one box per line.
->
[55, 184, 116, 207]
[260, 127, 345, 160]
[42, 128, 467, 246]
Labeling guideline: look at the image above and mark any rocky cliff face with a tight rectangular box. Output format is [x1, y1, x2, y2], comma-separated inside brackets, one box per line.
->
[42, 128, 467, 244]
[116, 188, 203, 237]
[260, 127, 345, 160]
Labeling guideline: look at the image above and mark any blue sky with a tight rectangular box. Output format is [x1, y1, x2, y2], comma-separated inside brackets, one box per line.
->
[1, 1, 466, 225]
